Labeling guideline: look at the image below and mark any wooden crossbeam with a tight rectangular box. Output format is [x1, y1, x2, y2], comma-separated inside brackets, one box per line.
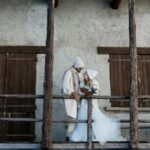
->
[0, 143, 40, 149]
[54, 0, 59, 8]
[0, 118, 150, 124]
[0, 94, 149, 99]
[110, 0, 122, 9]
[0, 142, 149, 150]
[0, 94, 129, 99]
[97, 47, 150, 55]
[0, 46, 46, 54]
[87, 98, 93, 149]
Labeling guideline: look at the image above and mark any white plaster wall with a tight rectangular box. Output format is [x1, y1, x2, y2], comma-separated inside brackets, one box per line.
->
[0, 0, 47, 45]
[0, 0, 150, 142]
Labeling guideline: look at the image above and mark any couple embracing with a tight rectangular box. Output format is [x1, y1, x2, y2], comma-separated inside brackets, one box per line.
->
[62, 57, 126, 145]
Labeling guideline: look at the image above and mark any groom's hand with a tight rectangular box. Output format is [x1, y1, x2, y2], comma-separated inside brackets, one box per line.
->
[71, 92, 80, 101]
[80, 88, 92, 97]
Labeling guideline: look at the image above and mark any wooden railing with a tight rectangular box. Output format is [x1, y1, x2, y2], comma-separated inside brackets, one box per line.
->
[0, 94, 149, 149]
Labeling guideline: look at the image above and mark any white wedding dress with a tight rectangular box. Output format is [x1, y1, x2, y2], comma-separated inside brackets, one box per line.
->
[69, 80, 126, 145]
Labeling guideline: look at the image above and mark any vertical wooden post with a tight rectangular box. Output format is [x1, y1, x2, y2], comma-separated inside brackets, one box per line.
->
[128, 0, 139, 149]
[42, 0, 54, 149]
[87, 98, 93, 149]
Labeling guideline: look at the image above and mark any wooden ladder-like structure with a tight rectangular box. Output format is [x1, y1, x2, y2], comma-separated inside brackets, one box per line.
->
[0, 0, 150, 149]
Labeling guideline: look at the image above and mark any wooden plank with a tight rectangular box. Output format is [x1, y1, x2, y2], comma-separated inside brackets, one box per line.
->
[0, 142, 149, 150]
[122, 55, 130, 107]
[1, 118, 150, 127]
[111, 55, 120, 107]
[42, 0, 54, 149]
[0, 94, 43, 99]
[138, 143, 150, 149]
[105, 107, 150, 112]
[0, 118, 42, 122]
[110, 0, 122, 9]
[53, 142, 130, 149]
[128, 0, 139, 149]
[110, 54, 131, 107]
[94, 142, 130, 149]
[0, 143, 40, 149]
[97, 47, 150, 55]
[0, 54, 5, 141]
[87, 98, 93, 149]
[0, 94, 130, 99]
[138, 95, 150, 99]
[0, 105, 35, 108]
[0, 46, 46, 54]
[118, 55, 124, 107]
[140, 55, 150, 107]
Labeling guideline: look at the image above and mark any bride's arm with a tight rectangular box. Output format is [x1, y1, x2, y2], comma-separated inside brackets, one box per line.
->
[91, 80, 100, 96]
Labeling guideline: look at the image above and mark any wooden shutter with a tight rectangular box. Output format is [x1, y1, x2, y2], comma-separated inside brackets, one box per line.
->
[110, 54, 130, 107]
[110, 54, 150, 107]
[0, 54, 6, 141]
[0, 53, 36, 142]
[138, 55, 150, 107]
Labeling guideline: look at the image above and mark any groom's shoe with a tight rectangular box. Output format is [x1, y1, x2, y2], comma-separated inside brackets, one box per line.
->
[66, 136, 70, 141]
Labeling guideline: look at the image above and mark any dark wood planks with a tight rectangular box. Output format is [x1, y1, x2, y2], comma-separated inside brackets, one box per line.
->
[0, 53, 36, 142]
[138, 55, 150, 107]
[110, 54, 130, 107]
[0, 54, 6, 141]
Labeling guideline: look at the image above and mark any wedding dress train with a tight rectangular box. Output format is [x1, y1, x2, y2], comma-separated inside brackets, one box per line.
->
[69, 99, 126, 145]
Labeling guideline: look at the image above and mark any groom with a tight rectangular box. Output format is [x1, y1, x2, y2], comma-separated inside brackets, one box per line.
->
[62, 57, 85, 141]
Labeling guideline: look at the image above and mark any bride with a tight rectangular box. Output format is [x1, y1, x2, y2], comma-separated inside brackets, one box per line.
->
[69, 69, 126, 145]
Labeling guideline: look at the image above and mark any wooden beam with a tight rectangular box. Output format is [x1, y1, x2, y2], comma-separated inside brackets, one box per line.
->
[0, 143, 40, 149]
[128, 0, 139, 149]
[53, 142, 130, 149]
[42, 0, 54, 149]
[0, 46, 46, 54]
[87, 98, 93, 149]
[110, 0, 122, 9]
[0, 94, 149, 100]
[54, 0, 59, 8]
[0, 118, 150, 123]
[0, 142, 149, 150]
[0, 94, 130, 99]
[97, 47, 150, 55]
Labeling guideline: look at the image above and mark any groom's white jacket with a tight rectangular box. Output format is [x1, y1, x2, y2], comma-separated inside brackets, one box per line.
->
[63, 67, 83, 119]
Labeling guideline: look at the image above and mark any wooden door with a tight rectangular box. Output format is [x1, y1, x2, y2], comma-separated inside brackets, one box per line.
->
[0, 53, 36, 142]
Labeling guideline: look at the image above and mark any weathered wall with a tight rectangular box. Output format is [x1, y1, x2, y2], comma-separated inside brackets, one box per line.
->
[0, 0, 150, 142]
